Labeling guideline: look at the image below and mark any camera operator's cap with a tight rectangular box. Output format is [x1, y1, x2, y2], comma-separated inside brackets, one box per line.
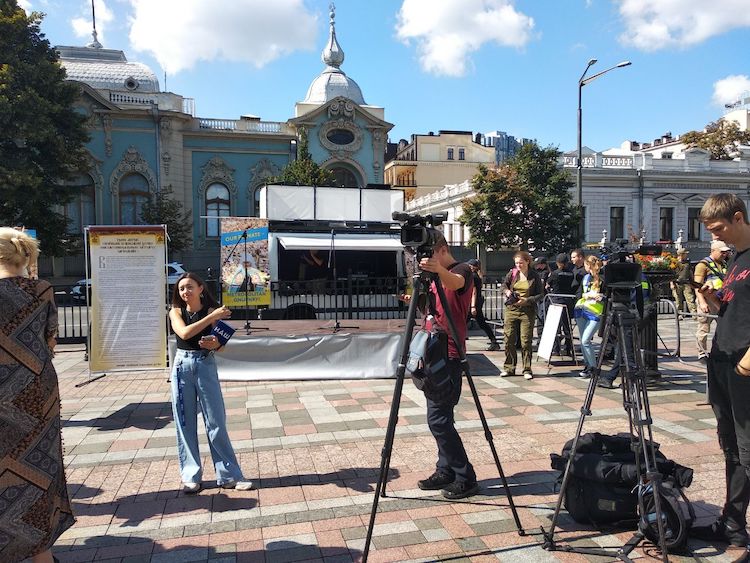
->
[556, 252, 569, 264]
[533, 256, 547, 264]
[677, 248, 689, 255]
[711, 240, 731, 252]
[467, 258, 480, 267]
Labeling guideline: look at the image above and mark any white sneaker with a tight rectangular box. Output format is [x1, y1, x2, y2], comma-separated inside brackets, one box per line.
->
[523, 371, 533, 380]
[500, 370, 514, 377]
[221, 480, 254, 490]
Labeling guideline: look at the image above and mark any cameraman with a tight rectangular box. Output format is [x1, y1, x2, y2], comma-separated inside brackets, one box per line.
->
[401, 231, 478, 500]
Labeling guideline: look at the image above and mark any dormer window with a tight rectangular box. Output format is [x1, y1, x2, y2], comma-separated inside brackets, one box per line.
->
[124, 76, 139, 90]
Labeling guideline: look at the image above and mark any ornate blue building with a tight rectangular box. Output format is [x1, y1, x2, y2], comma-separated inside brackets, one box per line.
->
[52, 5, 391, 275]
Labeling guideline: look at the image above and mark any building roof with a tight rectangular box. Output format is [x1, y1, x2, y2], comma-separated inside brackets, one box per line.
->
[57, 44, 160, 93]
[302, 4, 365, 106]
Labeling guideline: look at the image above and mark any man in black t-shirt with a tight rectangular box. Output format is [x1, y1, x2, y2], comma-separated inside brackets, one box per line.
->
[691, 194, 750, 555]
[546, 253, 575, 356]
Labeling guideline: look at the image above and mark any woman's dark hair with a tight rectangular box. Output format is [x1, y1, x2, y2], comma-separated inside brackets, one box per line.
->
[171, 272, 220, 309]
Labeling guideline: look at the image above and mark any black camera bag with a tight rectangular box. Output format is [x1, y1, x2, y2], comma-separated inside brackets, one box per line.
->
[551, 433, 694, 542]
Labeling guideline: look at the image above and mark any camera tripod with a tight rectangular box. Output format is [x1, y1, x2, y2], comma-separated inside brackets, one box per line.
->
[542, 296, 670, 562]
[361, 267, 525, 562]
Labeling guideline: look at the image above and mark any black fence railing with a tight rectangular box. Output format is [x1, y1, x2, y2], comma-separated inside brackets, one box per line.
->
[53, 287, 89, 344]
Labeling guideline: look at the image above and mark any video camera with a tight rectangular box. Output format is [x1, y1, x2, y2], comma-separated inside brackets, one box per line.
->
[392, 211, 447, 259]
[601, 240, 663, 312]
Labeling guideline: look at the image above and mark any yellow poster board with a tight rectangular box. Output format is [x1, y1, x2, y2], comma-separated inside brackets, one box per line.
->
[87, 226, 168, 372]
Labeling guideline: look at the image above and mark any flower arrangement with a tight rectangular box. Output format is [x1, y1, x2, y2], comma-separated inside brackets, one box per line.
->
[634, 251, 680, 272]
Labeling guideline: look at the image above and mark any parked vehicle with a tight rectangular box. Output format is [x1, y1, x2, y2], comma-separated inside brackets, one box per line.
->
[70, 262, 186, 301]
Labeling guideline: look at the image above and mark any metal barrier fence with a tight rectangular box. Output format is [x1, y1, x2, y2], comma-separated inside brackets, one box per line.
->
[53, 277, 410, 341]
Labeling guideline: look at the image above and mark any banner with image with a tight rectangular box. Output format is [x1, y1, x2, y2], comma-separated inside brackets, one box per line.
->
[87, 226, 168, 373]
[220, 218, 270, 307]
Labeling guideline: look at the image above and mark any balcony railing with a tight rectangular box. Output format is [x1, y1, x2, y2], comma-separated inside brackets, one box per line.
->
[196, 118, 294, 134]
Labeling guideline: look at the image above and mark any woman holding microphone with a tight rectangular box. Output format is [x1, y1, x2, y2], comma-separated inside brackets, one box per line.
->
[169, 272, 253, 494]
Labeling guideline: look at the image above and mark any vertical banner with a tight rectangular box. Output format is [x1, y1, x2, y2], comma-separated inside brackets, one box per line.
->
[88, 226, 168, 372]
[220, 218, 270, 307]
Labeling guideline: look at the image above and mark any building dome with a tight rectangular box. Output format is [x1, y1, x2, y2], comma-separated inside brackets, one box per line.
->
[302, 4, 365, 105]
[57, 44, 160, 93]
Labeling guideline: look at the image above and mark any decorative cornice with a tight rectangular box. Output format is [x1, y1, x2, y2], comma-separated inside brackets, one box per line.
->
[109, 146, 157, 195]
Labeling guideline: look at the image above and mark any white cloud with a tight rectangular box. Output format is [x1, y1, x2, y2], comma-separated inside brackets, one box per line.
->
[395, 0, 535, 77]
[126, 0, 318, 74]
[713, 75, 750, 107]
[18, 0, 32, 11]
[71, 0, 114, 45]
[616, 0, 750, 51]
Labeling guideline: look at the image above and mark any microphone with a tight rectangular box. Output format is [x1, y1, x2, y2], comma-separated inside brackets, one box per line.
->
[392, 211, 411, 222]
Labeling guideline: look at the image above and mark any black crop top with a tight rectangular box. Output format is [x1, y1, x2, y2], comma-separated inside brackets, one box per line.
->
[174, 307, 213, 350]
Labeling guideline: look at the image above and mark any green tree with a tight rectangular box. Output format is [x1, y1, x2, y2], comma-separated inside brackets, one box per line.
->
[273, 129, 335, 186]
[0, 0, 90, 255]
[140, 185, 192, 255]
[462, 143, 580, 252]
[681, 118, 750, 160]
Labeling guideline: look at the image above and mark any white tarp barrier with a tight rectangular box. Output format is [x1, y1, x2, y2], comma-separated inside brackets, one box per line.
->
[263, 185, 315, 220]
[315, 187, 360, 221]
[87, 225, 168, 373]
[260, 185, 404, 223]
[362, 190, 403, 222]
[277, 234, 402, 251]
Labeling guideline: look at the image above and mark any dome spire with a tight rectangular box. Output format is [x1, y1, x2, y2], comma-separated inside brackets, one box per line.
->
[322, 3, 344, 69]
[86, 0, 102, 49]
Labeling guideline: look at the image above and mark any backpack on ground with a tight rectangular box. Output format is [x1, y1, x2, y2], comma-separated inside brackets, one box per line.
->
[550, 432, 694, 553]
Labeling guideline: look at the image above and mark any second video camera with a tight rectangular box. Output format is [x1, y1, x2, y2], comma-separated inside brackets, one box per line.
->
[392, 211, 447, 258]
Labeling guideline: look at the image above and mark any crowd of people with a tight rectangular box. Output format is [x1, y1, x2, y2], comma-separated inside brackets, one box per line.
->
[2, 192, 750, 561]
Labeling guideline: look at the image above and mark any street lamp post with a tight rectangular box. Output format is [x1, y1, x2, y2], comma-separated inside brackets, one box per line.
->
[577, 59, 632, 243]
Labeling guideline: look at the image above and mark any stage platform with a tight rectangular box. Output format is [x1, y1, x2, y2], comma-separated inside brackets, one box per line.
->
[171, 320, 407, 381]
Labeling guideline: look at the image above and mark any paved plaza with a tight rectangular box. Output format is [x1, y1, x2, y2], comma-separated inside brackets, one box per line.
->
[48, 319, 741, 562]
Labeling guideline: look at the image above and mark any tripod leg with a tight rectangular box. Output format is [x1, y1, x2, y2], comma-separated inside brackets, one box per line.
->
[433, 282, 525, 534]
[362, 276, 424, 562]
[619, 315, 669, 562]
[543, 311, 614, 548]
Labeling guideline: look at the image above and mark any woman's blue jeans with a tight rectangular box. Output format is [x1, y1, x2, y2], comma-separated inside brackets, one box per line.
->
[171, 349, 244, 485]
[577, 316, 601, 368]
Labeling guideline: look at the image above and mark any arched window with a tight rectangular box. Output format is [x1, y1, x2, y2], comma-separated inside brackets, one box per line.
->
[206, 183, 230, 237]
[330, 166, 359, 188]
[252, 188, 262, 217]
[65, 174, 95, 234]
[119, 173, 149, 225]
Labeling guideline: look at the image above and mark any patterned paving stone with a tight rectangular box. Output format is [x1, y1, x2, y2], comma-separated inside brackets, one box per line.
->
[51, 327, 723, 562]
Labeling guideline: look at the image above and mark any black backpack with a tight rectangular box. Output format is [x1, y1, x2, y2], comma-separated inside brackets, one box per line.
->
[551, 433, 694, 552]
[406, 326, 456, 405]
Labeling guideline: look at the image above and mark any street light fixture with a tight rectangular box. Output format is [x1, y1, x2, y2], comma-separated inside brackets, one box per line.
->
[577, 59, 631, 242]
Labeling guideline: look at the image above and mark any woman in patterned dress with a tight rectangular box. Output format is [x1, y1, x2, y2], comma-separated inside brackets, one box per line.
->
[0, 228, 73, 563]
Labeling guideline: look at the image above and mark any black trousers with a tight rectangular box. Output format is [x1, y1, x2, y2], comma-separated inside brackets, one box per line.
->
[474, 304, 498, 343]
[708, 347, 750, 530]
[426, 359, 476, 484]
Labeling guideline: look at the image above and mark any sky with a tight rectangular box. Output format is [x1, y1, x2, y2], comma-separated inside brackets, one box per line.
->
[20, 0, 750, 153]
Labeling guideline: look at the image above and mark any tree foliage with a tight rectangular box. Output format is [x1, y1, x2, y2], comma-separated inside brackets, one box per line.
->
[0, 0, 90, 255]
[272, 129, 335, 186]
[681, 118, 750, 160]
[462, 143, 580, 253]
[140, 185, 192, 255]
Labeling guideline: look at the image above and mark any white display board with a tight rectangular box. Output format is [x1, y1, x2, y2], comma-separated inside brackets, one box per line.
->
[537, 304, 565, 362]
[87, 226, 168, 373]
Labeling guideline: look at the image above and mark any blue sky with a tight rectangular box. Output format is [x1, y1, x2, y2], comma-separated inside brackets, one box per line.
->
[22, 0, 750, 153]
